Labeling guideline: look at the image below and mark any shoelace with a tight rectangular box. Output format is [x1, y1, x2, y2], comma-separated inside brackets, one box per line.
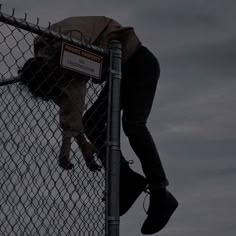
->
[143, 186, 150, 214]
[127, 160, 134, 165]
[127, 159, 151, 215]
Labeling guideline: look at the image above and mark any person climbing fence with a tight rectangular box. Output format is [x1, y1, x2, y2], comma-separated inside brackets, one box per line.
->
[0, 10, 178, 235]
[31, 16, 179, 235]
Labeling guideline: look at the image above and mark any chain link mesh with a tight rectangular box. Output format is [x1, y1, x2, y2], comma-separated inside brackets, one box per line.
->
[0, 11, 108, 236]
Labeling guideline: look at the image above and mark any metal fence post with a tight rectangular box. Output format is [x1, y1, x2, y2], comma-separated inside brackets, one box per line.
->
[106, 40, 122, 236]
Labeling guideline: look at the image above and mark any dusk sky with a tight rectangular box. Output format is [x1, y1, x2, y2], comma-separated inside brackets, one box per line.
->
[1, 0, 236, 235]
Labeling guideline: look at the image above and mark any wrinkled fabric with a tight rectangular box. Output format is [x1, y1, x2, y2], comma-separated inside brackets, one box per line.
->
[34, 16, 141, 138]
[35, 16, 141, 62]
[55, 77, 88, 138]
[83, 46, 169, 189]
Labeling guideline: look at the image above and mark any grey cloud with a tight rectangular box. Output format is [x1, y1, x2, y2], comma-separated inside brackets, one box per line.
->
[130, 0, 236, 57]
[152, 80, 236, 142]
[163, 38, 236, 76]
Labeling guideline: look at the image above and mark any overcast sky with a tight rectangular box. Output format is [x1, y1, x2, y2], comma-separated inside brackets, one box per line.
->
[1, 0, 236, 236]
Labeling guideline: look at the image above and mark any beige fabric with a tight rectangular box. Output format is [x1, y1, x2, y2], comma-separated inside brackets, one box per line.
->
[55, 77, 88, 138]
[34, 16, 141, 137]
[36, 16, 141, 62]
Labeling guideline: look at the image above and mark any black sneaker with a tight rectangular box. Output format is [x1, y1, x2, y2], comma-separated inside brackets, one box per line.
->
[120, 164, 148, 216]
[141, 189, 178, 235]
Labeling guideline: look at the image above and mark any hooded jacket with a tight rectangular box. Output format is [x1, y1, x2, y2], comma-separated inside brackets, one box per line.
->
[34, 16, 141, 138]
[35, 16, 141, 62]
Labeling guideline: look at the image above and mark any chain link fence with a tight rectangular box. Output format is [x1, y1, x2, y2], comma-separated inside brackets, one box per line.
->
[0, 9, 121, 236]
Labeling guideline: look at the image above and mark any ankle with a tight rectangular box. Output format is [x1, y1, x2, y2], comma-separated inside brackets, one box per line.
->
[149, 188, 168, 204]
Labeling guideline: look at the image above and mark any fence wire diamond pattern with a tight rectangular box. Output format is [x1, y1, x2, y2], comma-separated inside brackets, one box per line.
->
[0, 10, 108, 236]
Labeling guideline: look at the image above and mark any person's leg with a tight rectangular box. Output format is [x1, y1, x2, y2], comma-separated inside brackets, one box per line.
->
[82, 83, 132, 167]
[83, 82, 147, 216]
[122, 46, 178, 234]
[82, 82, 135, 167]
[122, 46, 168, 190]
[82, 83, 109, 166]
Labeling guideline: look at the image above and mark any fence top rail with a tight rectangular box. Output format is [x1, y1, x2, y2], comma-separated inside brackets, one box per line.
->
[0, 9, 108, 56]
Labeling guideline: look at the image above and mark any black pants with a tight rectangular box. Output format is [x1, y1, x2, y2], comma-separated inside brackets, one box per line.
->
[83, 46, 168, 190]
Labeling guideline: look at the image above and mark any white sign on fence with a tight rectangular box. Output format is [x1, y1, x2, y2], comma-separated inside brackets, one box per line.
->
[60, 43, 103, 80]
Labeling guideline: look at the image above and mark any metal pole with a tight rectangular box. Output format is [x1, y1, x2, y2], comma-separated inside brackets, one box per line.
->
[106, 40, 122, 236]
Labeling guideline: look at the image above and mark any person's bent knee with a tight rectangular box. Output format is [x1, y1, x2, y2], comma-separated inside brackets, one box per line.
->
[122, 118, 148, 137]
